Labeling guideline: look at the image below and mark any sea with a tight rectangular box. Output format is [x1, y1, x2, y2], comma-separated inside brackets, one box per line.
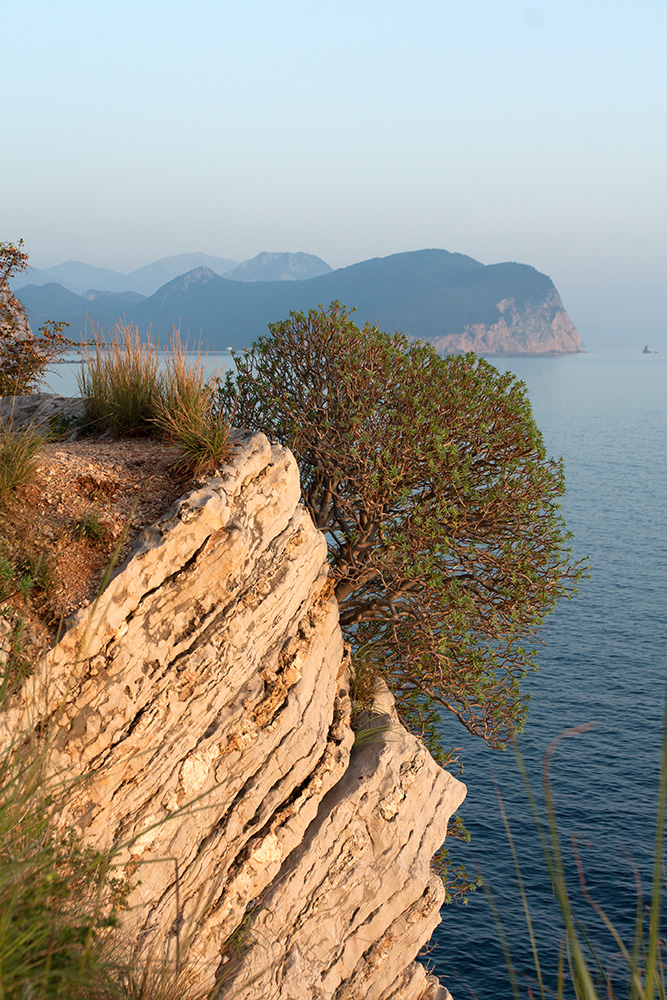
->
[44, 349, 666, 999]
[429, 351, 667, 999]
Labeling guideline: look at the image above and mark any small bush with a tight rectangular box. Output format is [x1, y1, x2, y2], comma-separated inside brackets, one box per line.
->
[106, 953, 209, 1000]
[0, 612, 31, 692]
[152, 330, 230, 475]
[1, 241, 73, 396]
[72, 509, 108, 545]
[17, 549, 54, 595]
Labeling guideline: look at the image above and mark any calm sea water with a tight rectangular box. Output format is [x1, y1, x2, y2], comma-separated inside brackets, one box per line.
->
[44, 351, 233, 399]
[431, 352, 667, 999]
[44, 350, 666, 997]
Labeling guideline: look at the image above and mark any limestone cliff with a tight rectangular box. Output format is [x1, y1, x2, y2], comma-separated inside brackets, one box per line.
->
[432, 289, 582, 355]
[0, 430, 466, 999]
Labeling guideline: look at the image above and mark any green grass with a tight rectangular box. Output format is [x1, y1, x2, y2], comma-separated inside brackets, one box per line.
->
[0, 641, 217, 1000]
[490, 699, 667, 1000]
[71, 509, 108, 545]
[154, 391, 230, 476]
[0, 424, 43, 507]
[0, 708, 121, 998]
[0, 545, 54, 613]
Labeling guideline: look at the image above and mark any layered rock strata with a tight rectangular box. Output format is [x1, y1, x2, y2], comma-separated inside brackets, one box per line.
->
[0, 430, 465, 998]
[432, 290, 581, 355]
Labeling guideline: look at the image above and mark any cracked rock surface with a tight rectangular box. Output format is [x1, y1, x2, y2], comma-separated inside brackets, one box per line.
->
[0, 430, 466, 999]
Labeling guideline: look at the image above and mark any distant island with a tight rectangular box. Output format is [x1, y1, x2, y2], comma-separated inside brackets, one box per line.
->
[14, 248, 581, 356]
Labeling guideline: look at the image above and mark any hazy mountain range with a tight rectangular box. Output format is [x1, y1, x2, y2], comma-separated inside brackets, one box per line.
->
[12, 251, 332, 297]
[14, 249, 581, 355]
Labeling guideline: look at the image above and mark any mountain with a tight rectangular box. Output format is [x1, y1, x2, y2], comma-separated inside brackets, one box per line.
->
[40, 261, 129, 295]
[224, 251, 332, 282]
[121, 252, 238, 295]
[11, 253, 239, 297]
[15, 282, 92, 331]
[15, 249, 582, 354]
[10, 251, 332, 297]
[9, 265, 79, 293]
[82, 289, 146, 303]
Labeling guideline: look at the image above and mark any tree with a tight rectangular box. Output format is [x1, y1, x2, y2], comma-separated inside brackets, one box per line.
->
[0, 240, 72, 396]
[219, 302, 582, 748]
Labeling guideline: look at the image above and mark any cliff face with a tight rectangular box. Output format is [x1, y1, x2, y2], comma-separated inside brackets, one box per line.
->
[0, 430, 465, 999]
[432, 289, 582, 355]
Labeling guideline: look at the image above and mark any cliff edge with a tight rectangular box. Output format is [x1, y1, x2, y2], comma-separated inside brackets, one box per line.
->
[431, 288, 581, 355]
[0, 430, 466, 999]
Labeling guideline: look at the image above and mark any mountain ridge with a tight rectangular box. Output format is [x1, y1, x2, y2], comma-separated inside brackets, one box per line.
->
[224, 251, 332, 282]
[15, 248, 582, 355]
[11, 250, 331, 297]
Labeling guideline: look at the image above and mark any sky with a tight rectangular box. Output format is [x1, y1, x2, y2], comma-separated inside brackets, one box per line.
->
[1, 0, 665, 349]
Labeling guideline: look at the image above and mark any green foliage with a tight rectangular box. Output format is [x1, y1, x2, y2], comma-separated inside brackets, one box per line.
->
[0, 709, 124, 999]
[71, 509, 108, 545]
[0, 558, 15, 602]
[0, 240, 73, 396]
[16, 548, 54, 595]
[47, 413, 78, 441]
[351, 707, 397, 750]
[432, 814, 483, 905]
[218, 302, 583, 748]
[0, 610, 31, 693]
[0, 542, 55, 688]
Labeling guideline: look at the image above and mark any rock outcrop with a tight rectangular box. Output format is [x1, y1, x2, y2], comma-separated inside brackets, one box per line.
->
[0, 392, 85, 431]
[432, 289, 581, 355]
[0, 430, 465, 999]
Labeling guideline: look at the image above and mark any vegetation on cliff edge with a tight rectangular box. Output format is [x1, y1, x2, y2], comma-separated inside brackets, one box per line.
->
[218, 301, 584, 750]
[0, 240, 72, 396]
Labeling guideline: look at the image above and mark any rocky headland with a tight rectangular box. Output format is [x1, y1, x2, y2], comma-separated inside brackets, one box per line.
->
[15, 248, 582, 356]
[431, 288, 581, 355]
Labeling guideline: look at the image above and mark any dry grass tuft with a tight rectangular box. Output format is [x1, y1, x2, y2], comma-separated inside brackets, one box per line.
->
[78, 323, 164, 436]
[78, 324, 230, 475]
[0, 422, 44, 506]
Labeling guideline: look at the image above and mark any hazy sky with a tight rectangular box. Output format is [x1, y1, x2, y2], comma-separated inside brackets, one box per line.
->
[2, 0, 665, 348]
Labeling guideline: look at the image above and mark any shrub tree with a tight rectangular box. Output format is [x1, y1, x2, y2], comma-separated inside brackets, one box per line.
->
[219, 302, 582, 748]
[0, 240, 72, 396]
